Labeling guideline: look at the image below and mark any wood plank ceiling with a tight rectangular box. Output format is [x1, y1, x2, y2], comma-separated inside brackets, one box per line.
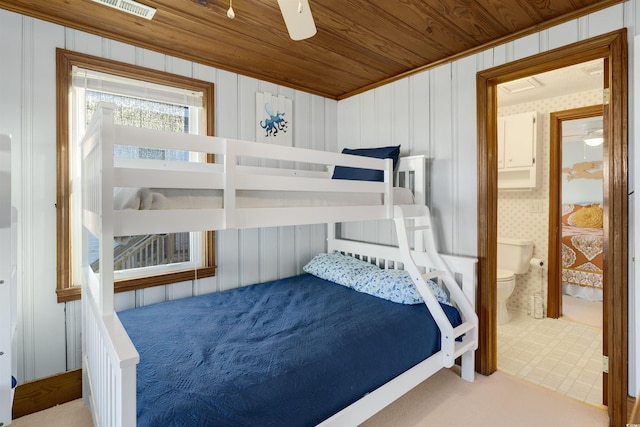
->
[0, 0, 622, 99]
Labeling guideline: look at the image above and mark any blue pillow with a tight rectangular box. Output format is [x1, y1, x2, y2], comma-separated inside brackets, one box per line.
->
[302, 252, 378, 288]
[331, 145, 400, 182]
[352, 268, 450, 306]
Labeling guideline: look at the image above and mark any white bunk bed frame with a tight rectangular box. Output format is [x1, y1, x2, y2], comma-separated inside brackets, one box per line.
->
[81, 105, 478, 427]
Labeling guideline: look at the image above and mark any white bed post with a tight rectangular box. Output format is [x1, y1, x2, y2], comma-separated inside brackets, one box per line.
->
[384, 158, 393, 219]
[82, 104, 139, 427]
[442, 254, 477, 382]
[223, 138, 236, 229]
[411, 156, 427, 252]
[99, 105, 116, 316]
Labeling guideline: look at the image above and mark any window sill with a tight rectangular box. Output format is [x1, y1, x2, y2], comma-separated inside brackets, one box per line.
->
[56, 265, 216, 303]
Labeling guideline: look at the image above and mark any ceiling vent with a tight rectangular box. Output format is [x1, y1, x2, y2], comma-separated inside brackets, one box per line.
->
[580, 61, 604, 76]
[500, 77, 542, 94]
[92, 0, 156, 20]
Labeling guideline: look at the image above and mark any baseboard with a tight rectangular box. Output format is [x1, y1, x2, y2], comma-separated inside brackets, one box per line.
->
[9, 370, 637, 422]
[12, 369, 82, 419]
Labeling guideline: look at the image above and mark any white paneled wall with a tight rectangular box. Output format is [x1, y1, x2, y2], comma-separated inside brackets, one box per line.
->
[337, 61, 480, 257]
[337, 2, 637, 394]
[0, 9, 336, 384]
[0, 14, 67, 383]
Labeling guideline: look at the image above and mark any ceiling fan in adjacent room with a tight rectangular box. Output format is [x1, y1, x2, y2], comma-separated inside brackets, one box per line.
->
[562, 118, 604, 146]
[226, 0, 317, 40]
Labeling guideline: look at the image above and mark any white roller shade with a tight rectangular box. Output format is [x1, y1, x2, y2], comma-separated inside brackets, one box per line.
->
[72, 67, 203, 107]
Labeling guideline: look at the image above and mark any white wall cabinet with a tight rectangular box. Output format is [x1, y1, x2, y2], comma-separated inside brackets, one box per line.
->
[498, 111, 542, 189]
[0, 134, 16, 426]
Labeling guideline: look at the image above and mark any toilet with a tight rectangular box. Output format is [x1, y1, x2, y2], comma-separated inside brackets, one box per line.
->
[497, 237, 534, 325]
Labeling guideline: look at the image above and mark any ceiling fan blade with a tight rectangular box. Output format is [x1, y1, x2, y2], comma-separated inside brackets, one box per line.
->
[278, 0, 317, 41]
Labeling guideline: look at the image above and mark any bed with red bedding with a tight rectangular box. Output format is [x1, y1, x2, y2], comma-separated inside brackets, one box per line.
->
[561, 203, 603, 301]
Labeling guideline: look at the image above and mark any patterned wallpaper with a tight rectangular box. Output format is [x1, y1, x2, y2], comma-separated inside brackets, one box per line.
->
[498, 88, 602, 315]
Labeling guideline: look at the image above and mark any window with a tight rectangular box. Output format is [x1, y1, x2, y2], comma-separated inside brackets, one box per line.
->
[56, 49, 216, 302]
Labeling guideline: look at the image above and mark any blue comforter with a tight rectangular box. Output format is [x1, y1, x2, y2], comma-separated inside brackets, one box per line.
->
[118, 273, 461, 426]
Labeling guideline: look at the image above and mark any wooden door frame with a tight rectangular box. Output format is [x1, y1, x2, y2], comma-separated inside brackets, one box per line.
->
[476, 29, 627, 426]
[548, 105, 604, 318]
[548, 105, 609, 405]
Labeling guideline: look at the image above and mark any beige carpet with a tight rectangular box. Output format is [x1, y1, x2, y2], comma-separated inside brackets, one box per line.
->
[10, 399, 93, 427]
[11, 367, 608, 427]
[363, 367, 608, 427]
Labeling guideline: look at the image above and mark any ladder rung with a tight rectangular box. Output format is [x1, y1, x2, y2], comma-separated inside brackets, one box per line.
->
[454, 339, 477, 358]
[453, 322, 475, 338]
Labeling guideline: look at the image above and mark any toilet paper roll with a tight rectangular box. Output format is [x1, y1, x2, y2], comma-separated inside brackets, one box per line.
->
[530, 257, 544, 268]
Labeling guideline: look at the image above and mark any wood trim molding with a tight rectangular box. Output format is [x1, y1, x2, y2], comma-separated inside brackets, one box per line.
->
[55, 48, 216, 303]
[475, 72, 498, 375]
[12, 369, 82, 419]
[547, 105, 604, 319]
[114, 266, 216, 293]
[55, 49, 72, 304]
[606, 29, 629, 425]
[476, 29, 627, 426]
[56, 265, 217, 302]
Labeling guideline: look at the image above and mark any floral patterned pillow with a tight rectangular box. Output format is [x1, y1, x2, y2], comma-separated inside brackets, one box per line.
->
[352, 268, 450, 305]
[303, 252, 378, 288]
[303, 252, 450, 305]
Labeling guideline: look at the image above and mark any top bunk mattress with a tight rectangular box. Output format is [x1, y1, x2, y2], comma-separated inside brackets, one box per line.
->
[114, 186, 414, 210]
[117, 273, 461, 426]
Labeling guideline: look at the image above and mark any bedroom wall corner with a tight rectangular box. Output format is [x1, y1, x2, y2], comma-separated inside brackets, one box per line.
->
[336, 61, 480, 258]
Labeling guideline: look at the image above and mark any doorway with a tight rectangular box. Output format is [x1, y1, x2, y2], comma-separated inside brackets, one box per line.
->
[548, 105, 605, 319]
[476, 30, 628, 426]
[549, 105, 607, 403]
[495, 71, 605, 404]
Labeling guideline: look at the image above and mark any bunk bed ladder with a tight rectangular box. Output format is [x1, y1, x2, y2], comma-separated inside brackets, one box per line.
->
[393, 205, 478, 381]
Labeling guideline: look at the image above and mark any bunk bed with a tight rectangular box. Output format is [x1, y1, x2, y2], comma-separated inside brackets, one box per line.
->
[81, 105, 479, 427]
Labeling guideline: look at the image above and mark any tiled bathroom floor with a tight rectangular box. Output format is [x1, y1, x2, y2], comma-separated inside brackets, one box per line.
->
[497, 309, 604, 408]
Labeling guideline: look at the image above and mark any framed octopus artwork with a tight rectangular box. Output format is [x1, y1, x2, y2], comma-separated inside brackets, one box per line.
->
[256, 92, 292, 146]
